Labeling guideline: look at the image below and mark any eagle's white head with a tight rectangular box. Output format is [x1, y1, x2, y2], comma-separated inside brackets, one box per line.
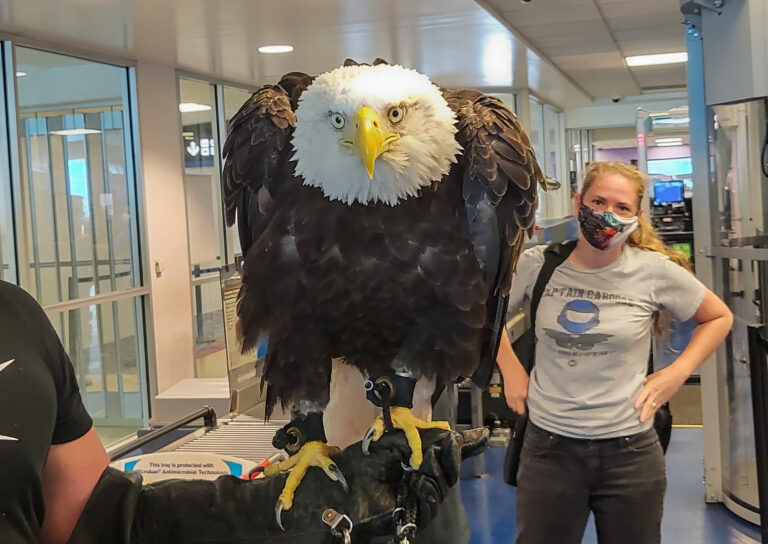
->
[291, 63, 461, 206]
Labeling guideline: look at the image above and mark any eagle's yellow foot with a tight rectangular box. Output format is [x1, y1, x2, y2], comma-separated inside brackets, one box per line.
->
[362, 406, 451, 468]
[263, 441, 346, 530]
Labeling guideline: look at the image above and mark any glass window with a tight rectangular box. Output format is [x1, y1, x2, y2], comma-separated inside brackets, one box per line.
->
[48, 297, 146, 426]
[529, 97, 547, 220]
[14, 46, 146, 434]
[179, 78, 227, 378]
[543, 105, 569, 218]
[15, 47, 140, 305]
[0, 64, 14, 284]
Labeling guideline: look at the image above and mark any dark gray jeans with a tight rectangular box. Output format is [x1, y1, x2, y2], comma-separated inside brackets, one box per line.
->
[515, 422, 666, 544]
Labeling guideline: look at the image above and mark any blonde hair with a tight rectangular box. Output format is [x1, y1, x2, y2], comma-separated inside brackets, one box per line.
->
[581, 161, 691, 272]
[581, 161, 692, 335]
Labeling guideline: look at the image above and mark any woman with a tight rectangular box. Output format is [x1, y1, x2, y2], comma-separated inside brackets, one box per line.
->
[498, 161, 733, 543]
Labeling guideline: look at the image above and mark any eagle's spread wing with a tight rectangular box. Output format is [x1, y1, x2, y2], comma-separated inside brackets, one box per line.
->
[222, 72, 314, 255]
[445, 90, 545, 385]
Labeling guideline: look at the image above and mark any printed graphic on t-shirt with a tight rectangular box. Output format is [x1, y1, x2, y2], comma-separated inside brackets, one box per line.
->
[0, 359, 18, 441]
[540, 286, 638, 361]
[543, 299, 612, 350]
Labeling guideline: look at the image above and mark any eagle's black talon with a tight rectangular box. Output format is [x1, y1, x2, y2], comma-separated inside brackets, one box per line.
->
[329, 464, 349, 493]
[362, 427, 377, 455]
[275, 500, 286, 531]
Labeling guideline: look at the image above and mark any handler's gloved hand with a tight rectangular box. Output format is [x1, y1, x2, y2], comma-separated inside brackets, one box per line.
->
[365, 427, 489, 530]
[69, 427, 489, 544]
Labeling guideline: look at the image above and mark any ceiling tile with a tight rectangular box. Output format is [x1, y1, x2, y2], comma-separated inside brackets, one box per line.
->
[498, 6, 602, 26]
[540, 41, 618, 57]
[514, 19, 607, 39]
[598, 1, 682, 19]
[552, 51, 626, 70]
[478, 0, 687, 99]
[607, 13, 683, 31]
[489, 0, 594, 14]
[614, 25, 685, 42]
[533, 31, 613, 49]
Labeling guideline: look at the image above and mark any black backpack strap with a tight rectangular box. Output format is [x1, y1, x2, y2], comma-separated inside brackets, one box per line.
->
[529, 240, 577, 332]
[648, 345, 655, 375]
[469, 239, 576, 388]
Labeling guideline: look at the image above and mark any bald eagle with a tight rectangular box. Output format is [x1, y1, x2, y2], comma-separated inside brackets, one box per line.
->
[223, 59, 543, 523]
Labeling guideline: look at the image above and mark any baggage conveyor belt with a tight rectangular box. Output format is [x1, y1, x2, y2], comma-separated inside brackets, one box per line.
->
[108, 408, 289, 466]
[171, 415, 287, 463]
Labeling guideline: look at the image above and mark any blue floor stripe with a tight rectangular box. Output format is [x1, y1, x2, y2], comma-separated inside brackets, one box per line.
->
[460, 428, 761, 543]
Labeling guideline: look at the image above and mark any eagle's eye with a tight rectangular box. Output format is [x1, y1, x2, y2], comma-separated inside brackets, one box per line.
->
[329, 112, 346, 129]
[387, 106, 405, 124]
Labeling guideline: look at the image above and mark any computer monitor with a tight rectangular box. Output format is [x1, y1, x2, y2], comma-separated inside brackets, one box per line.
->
[653, 181, 684, 204]
[671, 242, 692, 260]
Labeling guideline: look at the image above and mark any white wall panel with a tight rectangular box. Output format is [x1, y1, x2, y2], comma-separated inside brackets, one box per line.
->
[134, 60, 195, 395]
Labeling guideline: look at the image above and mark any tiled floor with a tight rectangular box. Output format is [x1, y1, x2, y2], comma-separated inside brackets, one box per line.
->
[461, 427, 762, 543]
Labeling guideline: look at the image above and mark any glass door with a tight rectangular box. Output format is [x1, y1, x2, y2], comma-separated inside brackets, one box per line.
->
[13, 45, 147, 435]
[178, 77, 227, 378]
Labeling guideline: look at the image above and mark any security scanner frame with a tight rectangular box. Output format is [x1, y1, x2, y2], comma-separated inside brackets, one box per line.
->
[681, 0, 768, 537]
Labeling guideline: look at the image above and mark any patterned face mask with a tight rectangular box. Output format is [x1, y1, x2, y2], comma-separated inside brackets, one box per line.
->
[578, 202, 639, 250]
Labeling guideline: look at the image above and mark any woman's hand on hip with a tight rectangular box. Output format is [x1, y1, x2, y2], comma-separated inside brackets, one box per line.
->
[635, 366, 688, 423]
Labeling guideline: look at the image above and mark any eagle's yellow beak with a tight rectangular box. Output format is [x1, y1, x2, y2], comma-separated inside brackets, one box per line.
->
[354, 107, 398, 179]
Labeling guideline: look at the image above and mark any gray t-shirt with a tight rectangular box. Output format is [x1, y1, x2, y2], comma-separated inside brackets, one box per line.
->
[508, 244, 706, 439]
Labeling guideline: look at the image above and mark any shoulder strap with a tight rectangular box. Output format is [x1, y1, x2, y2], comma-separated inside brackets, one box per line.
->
[530, 239, 577, 333]
[648, 345, 655, 375]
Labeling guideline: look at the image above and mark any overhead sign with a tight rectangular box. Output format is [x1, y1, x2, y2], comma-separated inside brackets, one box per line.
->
[183, 122, 216, 168]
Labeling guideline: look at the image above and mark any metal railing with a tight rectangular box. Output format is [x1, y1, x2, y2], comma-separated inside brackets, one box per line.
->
[109, 406, 218, 461]
[746, 325, 768, 542]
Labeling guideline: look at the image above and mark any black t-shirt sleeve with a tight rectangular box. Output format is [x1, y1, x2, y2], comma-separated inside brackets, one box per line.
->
[8, 282, 93, 444]
[48, 331, 93, 444]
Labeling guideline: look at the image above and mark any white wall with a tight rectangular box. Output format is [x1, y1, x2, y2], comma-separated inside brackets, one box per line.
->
[134, 60, 195, 397]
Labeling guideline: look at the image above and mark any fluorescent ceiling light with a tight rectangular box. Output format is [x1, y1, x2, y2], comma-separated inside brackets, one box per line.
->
[179, 102, 212, 113]
[50, 129, 102, 136]
[655, 137, 683, 144]
[258, 45, 294, 54]
[653, 117, 689, 125]
[15, 71, 26, 77]
[481, 33, 512, 86]
[626, 52, 688, 67]
[656, 141, 684, 147]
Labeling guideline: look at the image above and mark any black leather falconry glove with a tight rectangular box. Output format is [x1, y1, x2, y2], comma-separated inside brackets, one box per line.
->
[69, 427, 489, 544]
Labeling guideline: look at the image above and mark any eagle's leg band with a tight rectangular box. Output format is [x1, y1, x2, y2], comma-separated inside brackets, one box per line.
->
[365, 374, 417, 431]
[272, 411, 326, 455]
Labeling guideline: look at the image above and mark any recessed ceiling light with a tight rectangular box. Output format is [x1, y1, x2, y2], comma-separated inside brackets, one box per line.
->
[50, 129, 102, 136]
[15, 71, 27, 77]
[258, 45, 294, 54]
[179, 102, 212, 113]
[625, 52, 688, 67]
